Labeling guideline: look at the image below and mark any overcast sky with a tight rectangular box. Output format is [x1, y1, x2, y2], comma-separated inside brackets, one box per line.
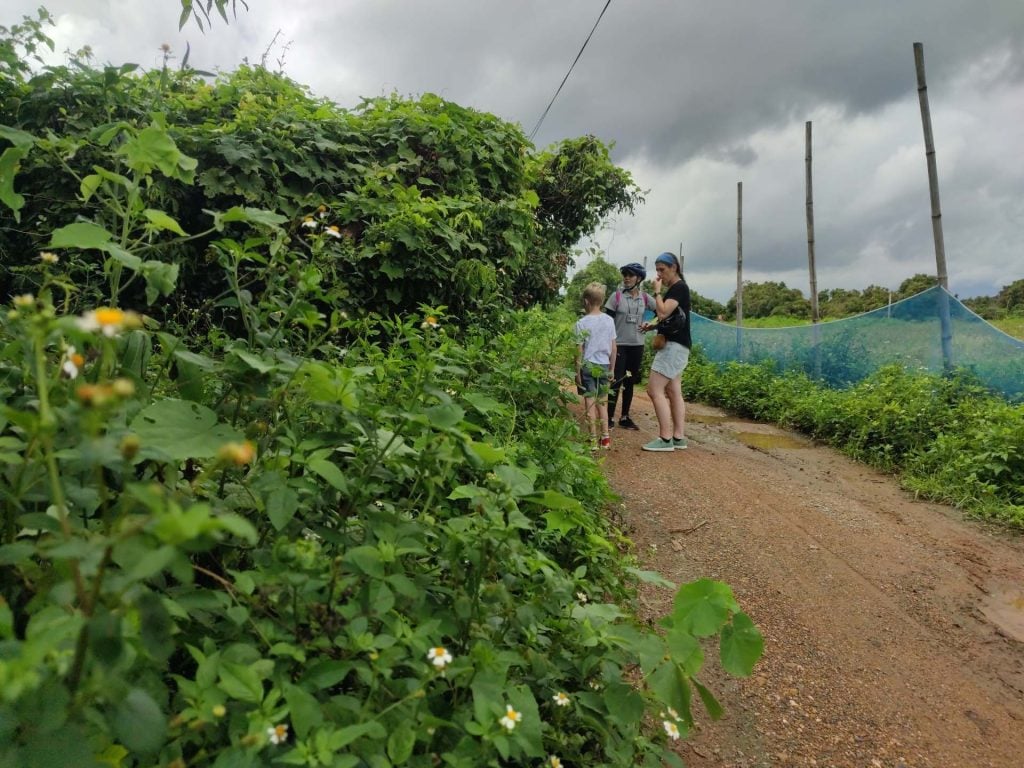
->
[7, 1, 1023, 302]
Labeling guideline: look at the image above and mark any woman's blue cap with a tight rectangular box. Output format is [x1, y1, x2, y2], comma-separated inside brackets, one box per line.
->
[654, 252, 677, 265]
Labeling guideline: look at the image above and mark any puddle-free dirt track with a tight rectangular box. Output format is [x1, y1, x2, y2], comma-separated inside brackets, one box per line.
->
[599, 394, 1024, 768]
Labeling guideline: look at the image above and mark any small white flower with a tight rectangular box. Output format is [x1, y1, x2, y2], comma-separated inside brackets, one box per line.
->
[12, 294, 34, 308]
[324, 225, 342, 238]
[420, 315, 439, 329]
[374, 500, 385, 508]
[663, 720, 680, 740]
[39, 251, 59, 264]
[549, 757, 563, 768]
[499, 705, 522, 731]
[552, 692, 570, 707]
[576, 591, 588, 603]
[301, 217, 318, 229]
[427, 646, 453, 669]
[61, 346, 84, 379]
[588, 679, 602, 690]
[625, 370, 633, 378]
[664, 706, 680, 721]
[267, 723, 289, 744]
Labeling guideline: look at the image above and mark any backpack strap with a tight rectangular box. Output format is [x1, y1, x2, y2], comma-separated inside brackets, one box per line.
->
[615, 289, 622, 310]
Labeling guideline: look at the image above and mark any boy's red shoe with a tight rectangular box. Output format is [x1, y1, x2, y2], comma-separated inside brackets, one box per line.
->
[599, 436, 611, 450]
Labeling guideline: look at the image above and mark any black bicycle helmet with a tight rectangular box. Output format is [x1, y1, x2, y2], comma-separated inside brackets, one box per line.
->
[620, 262, 646, 280]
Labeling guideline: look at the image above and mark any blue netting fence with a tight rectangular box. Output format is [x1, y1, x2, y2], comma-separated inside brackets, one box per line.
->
[693, 286, 1024, 401]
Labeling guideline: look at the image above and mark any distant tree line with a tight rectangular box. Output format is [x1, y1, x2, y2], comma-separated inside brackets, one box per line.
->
[565, 259, 1024, 322]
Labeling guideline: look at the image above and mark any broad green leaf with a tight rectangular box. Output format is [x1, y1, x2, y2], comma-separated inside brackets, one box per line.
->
[266, 486, 300, 530]
[143, 208, 188, 235]
[719, 611, 764, 677]
[602, 682, 644, 726]
[308, 458, 348, 493]
[507, 684, 543, 758]
[218, 662, 264, 703]
[0, 597, 13, 639]
[386, 722, 416, 764]
[648, 661, 693, 729]
[48, 221, 114, 250]
[140, 260, 180, 303]
[113, 689, 166, 754]
[345, 546, 385, 578]
[215, 206, 287, 229]
[462, 392, 505, 415]
[524, 489, 583, 512]
[283, 683, 323, 739]
[80, 174, 102, 203]
[425, 402, 464, 428]
[467, 440, 505, 466]
[130, 399, 243, 461]
[665, 626, 704, 677]
[0, 125, 35, 148]
[328, 722, 386, 750]
[118, 124, 197, 182]
[671, 578, 739, 637]
[101, 242, 142, 269]
[0, 541, 35, 566]
[0, 145, 30, 219]
[229, 348, 275, 373]
[692, 678, 724, 720]
[542, 509, 577, 534]
[495, 464, 534, 496]
[625, 566, 676, 589]
[448, 484, 485, 501]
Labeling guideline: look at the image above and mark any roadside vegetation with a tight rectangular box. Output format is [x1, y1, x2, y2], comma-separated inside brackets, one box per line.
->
[0, 10, 763, 767]
[685, 352, 1024, 528]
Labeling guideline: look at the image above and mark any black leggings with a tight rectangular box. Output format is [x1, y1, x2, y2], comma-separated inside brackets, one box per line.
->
[608, 344, 644, 419]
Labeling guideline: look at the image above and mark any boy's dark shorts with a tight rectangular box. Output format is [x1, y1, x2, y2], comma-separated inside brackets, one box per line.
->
[577, 363, 610, 397]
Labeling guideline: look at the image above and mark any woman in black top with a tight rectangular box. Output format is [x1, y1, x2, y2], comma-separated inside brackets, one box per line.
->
[640, 252, 692, 452]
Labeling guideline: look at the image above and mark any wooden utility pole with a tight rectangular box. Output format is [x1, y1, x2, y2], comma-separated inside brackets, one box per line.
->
[805, 121, 819, 323]
[736, 181, 744, 359]
[678, 241, 684, 272]
[913, 42, 953, 369]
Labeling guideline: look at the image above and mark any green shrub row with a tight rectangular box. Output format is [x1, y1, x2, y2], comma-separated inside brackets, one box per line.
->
[684, 352, 1024, 527]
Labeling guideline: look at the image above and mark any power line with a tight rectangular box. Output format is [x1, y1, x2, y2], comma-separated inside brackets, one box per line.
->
[528, 0, 613, 142]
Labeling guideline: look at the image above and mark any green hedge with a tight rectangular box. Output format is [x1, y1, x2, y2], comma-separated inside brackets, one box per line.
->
[685, 351, 1024, 527]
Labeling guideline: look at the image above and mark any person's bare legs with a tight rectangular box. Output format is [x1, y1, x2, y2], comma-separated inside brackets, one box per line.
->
[666, 376, 686, 439]
[647, 371, 673, 439]
[584, 395, 599, 443]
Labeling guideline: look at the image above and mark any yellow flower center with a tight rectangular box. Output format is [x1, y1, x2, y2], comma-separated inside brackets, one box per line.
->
[95, 307, 125, 326]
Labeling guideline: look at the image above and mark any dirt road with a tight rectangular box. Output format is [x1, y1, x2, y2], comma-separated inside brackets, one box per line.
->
[601, 395, 1024, 768]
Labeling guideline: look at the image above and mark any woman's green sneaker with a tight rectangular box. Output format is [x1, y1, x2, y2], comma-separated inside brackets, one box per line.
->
[641, 437, 675, 452]
[673, 438, 688, 450]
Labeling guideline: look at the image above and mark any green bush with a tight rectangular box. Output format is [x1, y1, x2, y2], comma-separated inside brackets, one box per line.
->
[684, 353, 1024, 527]
[0, 21, 760, 764]
[2, 56, 642, 321]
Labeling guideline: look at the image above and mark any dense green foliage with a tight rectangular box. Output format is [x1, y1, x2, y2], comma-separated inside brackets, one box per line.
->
[1, 30, 642, 322]
[963, 278, 1024, 320]
[727, 281, 811, 320]
[712, 275, 1023, 325]
[684, 353, 1024, 527]
[561, 254, 622, 311]
[0, 14, 761, 768]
